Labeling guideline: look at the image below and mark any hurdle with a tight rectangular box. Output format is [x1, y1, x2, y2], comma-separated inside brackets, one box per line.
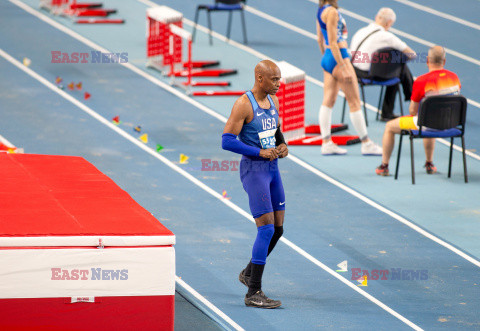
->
[146, 6, 244, 96]
[70, 2, 102, 9]
[40, 0, 69, 15]
[275, 61, 359, 146]
[75, 18, 125, 24]
[40, 0, 124, 23]
[276, 61, 306, 142]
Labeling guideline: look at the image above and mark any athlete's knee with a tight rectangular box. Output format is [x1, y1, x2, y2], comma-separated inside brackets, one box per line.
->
[323, 100, 336, 108]
[258, 223, 275, 241]
[255, 212, 274, 226]
[386, 119, 400, 132]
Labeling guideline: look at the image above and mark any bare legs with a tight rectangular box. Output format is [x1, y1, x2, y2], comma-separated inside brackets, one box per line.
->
[321, 59, 371, 143]
[381, 118, 401, 164]
[381, 118, 436, 165]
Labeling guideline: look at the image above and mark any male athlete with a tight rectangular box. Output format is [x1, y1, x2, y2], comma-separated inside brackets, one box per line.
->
[222, 60, 288, 309]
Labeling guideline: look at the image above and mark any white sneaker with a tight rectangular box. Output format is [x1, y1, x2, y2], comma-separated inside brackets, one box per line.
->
[321, 141, 347, 155]
[361, 140, 382, 155]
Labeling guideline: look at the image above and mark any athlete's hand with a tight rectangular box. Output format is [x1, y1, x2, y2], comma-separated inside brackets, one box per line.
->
[259, 148, 279, 161]
[340, 65, 353, 84]
[276, 143, 289, 158]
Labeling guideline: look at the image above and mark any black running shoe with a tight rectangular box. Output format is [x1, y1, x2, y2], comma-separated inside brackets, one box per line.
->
[424, 162, 437, 174]
[238, 268, 249, 287]
[244, 290, 281, 309]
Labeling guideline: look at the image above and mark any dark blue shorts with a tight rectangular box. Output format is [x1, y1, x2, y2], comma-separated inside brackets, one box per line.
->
[321, 48, 350, 74]
[240, 155, 285, 219]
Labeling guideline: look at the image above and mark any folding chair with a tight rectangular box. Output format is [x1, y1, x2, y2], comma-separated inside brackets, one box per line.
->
[341, 48, 406, 125]
[394, 95, 468, 184]
[192, 0, 247, 45]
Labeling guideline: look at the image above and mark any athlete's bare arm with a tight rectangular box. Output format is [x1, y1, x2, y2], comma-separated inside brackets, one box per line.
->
[316, 21, 325, 55]
[223, 95, 279, 161]
[409, 100, 419, 116]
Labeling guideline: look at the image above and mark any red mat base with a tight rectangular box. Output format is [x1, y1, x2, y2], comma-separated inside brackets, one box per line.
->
[75, 9, 116, 17]
[75, 18, 125, 24]
[184, 81, 231, 87]
[305, 124, 348, 134]
[172, 69, 237, 77]
[70, 2, 103, 9]
[184, 61, 220, 68]
[288, 135, 360, 146]
[192, 90, 245, 96]
[0, 295, 174, 330]
[288, 123, 359, 145]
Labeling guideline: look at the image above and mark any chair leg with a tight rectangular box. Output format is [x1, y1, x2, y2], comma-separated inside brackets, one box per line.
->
[395, 134, 403, 180]
[397, 83, 404, 116]
[226, 10, 233, 40]
[462, 136, 468, 183]
[341, 98, 347, 123]
[410, 136, 415, 184]
[207, 10, 213, 45]
[448, 137, 454, 178]
[376, 86, 385, 121]
[240, 9, 247, 44]
[192, 8, 201, 42]
[361, 84, 368, 126]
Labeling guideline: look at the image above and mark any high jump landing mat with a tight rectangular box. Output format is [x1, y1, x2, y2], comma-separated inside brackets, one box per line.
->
[0, 153, 175, 330]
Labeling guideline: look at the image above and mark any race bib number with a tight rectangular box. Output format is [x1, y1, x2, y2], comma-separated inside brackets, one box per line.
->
[258, 129, 276, 149]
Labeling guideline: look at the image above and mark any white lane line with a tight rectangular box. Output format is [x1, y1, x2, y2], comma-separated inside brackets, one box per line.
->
[392, 0, 480, 31]
[0, 47, 424, 331]
[288, 154, 480, 269]
[303, 0, 480, 67]
[244, 5, 317, 39]
[176, 277, 245, 331]
[0, 46, 243, 331]
[10, 0, 480, 265]
[0, 135, 16, 148]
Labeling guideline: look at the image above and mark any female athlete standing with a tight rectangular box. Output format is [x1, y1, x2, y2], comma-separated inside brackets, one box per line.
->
[317, 0, 382, 155]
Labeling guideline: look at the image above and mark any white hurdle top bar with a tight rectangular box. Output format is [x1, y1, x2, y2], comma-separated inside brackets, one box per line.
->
[276, 61, 305, 84]
[169, 24, 192, 42]
[146, 6, 183, 23]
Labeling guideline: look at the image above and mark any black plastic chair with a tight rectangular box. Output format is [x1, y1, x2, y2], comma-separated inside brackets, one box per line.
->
[192, 0, 247, 45]
[341, 48, 406, 125]
[395, 95, 468, 184]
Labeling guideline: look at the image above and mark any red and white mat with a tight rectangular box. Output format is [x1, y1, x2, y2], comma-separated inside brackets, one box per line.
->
[0, 154, 175, 330]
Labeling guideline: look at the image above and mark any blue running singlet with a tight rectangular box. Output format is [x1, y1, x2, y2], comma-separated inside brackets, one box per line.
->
[239, 91, 285, 219]
[317, 4, 348, 46]
[239, 91, 279, 149]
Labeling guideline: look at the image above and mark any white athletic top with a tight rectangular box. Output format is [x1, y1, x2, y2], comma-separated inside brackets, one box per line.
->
[350, 23, 408, 72]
